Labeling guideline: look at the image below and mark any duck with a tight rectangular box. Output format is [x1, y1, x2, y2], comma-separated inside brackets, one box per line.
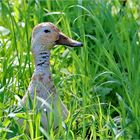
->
[20, 22, 83, 129]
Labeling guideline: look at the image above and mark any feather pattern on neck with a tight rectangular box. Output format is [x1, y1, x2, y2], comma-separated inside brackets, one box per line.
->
[28, 50, 56, 100]
[35, 51, 50, 68]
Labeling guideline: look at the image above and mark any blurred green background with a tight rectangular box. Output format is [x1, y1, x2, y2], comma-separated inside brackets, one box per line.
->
[0, 0, 140, 139]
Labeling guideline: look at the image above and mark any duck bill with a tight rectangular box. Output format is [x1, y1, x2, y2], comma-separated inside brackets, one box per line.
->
[55, 32, 83, 47]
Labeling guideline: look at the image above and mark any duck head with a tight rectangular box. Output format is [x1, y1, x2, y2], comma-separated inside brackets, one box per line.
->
[31, 22, 83, 54]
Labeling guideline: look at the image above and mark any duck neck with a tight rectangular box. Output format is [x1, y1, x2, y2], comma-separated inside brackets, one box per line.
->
[32, 49, 57, 95]
[34, 50, 51, 71]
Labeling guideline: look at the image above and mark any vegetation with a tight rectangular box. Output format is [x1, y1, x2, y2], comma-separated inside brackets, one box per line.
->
[0, 0, 140, 139]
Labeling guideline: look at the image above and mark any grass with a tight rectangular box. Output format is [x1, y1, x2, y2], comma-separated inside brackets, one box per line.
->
[0, 0, 140, 139]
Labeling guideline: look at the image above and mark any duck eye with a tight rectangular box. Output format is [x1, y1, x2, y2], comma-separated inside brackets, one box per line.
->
[44, 29, 50, 33]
